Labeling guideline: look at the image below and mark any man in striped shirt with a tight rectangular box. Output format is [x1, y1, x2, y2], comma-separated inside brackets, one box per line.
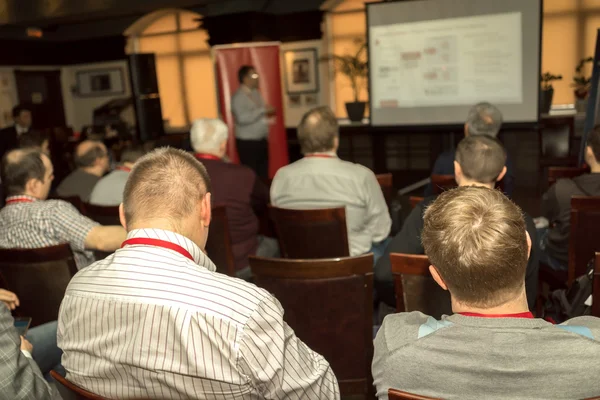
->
[58, 147, 340, 399]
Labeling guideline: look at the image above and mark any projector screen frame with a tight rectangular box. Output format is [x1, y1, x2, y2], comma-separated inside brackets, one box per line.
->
[365, 0, 543, 131]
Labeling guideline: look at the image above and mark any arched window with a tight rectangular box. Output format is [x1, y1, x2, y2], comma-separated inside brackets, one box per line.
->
[126, 10, 217, 130]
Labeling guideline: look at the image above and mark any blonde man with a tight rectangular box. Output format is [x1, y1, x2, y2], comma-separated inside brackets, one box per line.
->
[372, 186, 600, 399]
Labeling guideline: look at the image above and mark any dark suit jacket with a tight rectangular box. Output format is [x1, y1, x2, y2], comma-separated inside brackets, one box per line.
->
[374, 195, 539, 310]
[0, 126, 19, 160]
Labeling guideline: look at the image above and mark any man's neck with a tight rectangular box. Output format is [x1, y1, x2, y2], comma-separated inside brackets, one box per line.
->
[241, 84, 253, 93]
[19, 191, 41, 200]
[452, 290, 529, 315]
[589, 161, 600, 173]
[123, 162, 135, 169]
[128, 219, 207, 252]
[82, 166, 104, 177]
[458, 180, 495, 189]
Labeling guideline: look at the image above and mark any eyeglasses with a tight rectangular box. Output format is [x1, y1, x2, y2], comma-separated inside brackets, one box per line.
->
[250, 73, 259, 80]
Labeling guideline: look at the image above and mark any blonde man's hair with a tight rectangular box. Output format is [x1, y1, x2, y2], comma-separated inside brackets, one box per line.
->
[297, 106, 339, 154]
[421, 186, 528, 307]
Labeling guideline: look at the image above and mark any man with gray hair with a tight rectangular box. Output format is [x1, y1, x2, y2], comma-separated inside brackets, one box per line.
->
[58, 147, 339, 399]
[424, 102, 514, 197]
[89, 145, 146, 206]
[56, 140, 110, 202]
[190, 118, 276, 278]
[271, 106, 391, 262]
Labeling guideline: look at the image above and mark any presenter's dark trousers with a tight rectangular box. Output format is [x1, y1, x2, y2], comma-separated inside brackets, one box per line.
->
[236, 138, 269, 180]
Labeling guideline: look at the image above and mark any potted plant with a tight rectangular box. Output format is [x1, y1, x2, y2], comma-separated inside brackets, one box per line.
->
[572, 56, 594, 112]
[540, 72, 562, 114]
[323, 38, 368, 122]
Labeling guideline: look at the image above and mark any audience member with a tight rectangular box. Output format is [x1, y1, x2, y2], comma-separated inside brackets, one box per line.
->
[271, 106, 391, 261]
[0, 105, 32, 160]
[424, 102, 514, 197]
[18, 129, 50, 155]
[376, 136, 539, 309]
[540, 124, 600, 270]
[58, 148, 339, 399]
[0, 148, 125, 269]
[372, 186, 600, 399]
[56, 140, 109, 202]
[89, 145, 145, 206]
[191, 118, 278, 278]
[0, 290, 55, 400]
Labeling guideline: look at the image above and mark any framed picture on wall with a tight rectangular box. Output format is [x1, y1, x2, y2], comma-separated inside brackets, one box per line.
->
[283, 48, 319, 94]
[76, 68, 125, 97]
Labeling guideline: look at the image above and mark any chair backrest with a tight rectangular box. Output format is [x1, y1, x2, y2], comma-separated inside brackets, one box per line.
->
[547, 166, 589, 187]
[0, 244, 77, 327]
[269, 206, 350, 258]
[205, 206, 236, 276]
[376, 173, 394, 207]
[593, 252, 600, 318]
[249, 254, 374, 397]
[409, 196, 424, 209]
[390, 253, 452, 318]
[82, 203, 121, 226]
[388, 388, 441, 400]
[430, 174, 456, 194]
[50, 370, 108, 400]
[539, 116, 574, 158]
[569, 197, 600, 285]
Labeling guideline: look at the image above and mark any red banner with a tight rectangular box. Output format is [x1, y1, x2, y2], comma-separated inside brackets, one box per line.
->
[214, 44, 289, 178]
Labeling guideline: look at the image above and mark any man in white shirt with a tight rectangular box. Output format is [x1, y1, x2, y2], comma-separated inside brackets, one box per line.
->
[58, 147, 339, 399]
[231, 65, 275, 179]
[271, 106, 391, 261]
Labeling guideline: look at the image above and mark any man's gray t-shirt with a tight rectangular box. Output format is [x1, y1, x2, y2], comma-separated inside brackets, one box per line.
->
[373, 312, 600, 399]
[56, 169, 100, 203]
[89, 169, 129, 206]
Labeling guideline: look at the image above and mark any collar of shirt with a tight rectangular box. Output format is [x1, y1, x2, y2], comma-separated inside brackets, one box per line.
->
[15, 125, 28, 136]
[124, 228, 216, 271]
[5, 195, 38, 204]
[304, 151, 338, 158]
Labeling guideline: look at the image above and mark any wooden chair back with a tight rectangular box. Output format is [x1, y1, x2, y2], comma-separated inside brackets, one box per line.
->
[82, 203, 121, 226]
[376, 173, 394, 207]
[50, 370, 108, 400]
[389, 388, 441, 400]
[547, 166, 589, 187]
[539, 116, 574, 159]
[205, 206, 236, 276]
[390, 253, 452, 318]
[0, 244, 77, 327]
[269, 206, 349, 258]
[409, 196, 424, 209]
[430, 174, 456, 194]
[249, 254, 374, 397]
[568, 197, 600, 285]
[593, 252, 600, 318]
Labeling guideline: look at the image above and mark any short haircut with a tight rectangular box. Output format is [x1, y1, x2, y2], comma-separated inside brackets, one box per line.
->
[1, 148, 46, 196]
[466, 102, 503, 137]
[120, 145, 146, 164]
[123, 147, 212, 227]
[587, 125, 600, 161]
[12, 104, 30, 118]
[297, 106, 339, 154]
[75, 141, 106, 168]
[455, 135, 506, 184]
[190, 118, 229, 154]
[18, 130, 48, 149]
[421, 186, 528, 307]
[238, 65, 254, 84]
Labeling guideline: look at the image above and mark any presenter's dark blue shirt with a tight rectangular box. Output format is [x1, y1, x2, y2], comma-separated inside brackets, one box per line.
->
[424, 149, 515, 197]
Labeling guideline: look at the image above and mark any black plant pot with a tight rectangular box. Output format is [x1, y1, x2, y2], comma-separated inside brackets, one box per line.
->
[540, 88, 554, 114]
[345, 101, 366, 122]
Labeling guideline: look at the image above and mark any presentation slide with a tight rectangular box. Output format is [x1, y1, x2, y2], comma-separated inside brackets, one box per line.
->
[367, 0, 541, 127]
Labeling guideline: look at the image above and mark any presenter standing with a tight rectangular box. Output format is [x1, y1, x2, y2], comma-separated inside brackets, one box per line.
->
[231, 65, 275, 180]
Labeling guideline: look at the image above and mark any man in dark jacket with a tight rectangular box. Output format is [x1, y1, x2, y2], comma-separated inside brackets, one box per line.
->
[376, 135, 539, 309]
[0, 105, 32, 160]
[540, 125, 600, 270]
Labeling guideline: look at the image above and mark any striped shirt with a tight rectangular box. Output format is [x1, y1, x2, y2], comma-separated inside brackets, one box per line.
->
[0, 195, 98, 269]
[57, 228, 340, 399]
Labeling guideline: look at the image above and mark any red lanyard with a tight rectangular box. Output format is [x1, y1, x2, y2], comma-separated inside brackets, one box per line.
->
[116, 166, 131, 173]
[459, 312, 534, 319]
[121, 238, 194, 261]
[5, 197, 35, 205]
[304, 154, 335, 159]
[195, 153, 221, 161]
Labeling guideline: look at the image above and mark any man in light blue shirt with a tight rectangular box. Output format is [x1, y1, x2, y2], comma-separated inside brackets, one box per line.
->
[231, 65, 275, 179]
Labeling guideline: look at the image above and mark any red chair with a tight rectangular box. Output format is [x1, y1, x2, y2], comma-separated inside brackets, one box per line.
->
[204, 206, 236, 276]
[376, 173, 394, 208]
[547, 166, 589, 187]
[409, 196, 424, 209]
[389, 388, 441, 400]
[50, 370, 108, 400]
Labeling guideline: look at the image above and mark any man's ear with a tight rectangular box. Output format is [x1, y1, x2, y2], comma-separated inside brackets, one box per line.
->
[119, 203, 127, 230]
[429, 265, 448, 291]
[24, 178, 39, 195]
[496, 166, 507, 182]
[525, 230, 532, 260]
[453, 161, 462, 180]
[201, 193, 212, 228]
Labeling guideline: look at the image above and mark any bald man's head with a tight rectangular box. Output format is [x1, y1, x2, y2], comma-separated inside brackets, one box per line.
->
[75, 140, 107, 168]
[297, 106, 339, 154]
[122, 147, 212, 232]
[2, 148, 53, 198]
